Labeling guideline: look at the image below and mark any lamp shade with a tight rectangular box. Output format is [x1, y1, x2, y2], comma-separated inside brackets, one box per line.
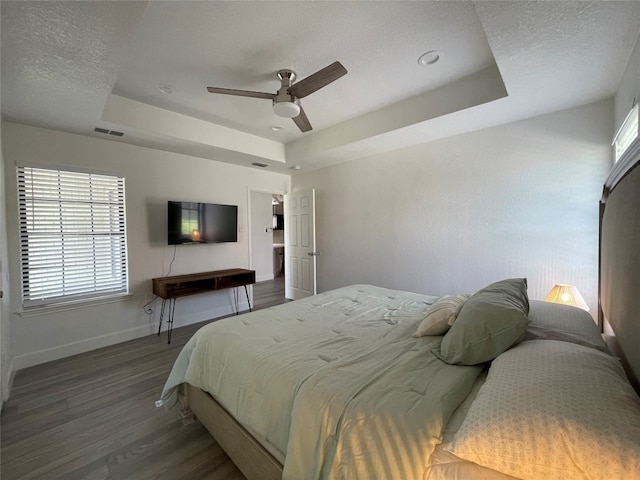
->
[545, 284, 589, 311]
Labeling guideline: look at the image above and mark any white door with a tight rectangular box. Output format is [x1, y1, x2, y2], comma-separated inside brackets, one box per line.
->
[284, 189, 317, 300]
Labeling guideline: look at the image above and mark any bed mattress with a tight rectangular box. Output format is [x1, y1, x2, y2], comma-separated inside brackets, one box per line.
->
[162, 284, 484, 479]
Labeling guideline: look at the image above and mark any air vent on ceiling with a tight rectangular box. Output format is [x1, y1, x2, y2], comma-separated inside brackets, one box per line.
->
[94, 127, 124, 137]
[251, 162, 270, 168]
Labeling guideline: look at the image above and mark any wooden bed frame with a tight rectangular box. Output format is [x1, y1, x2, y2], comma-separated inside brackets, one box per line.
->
[179, 150, 640, 479]
[181, 383, 283, 479]
[599, 145, 640, 391]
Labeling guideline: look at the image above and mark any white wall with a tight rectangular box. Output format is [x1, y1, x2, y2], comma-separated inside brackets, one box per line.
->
[250, 190, 275, 282]
[292, 100, 613, 318]
[2, 122, 290, 370]
[614, 30, 640, 132]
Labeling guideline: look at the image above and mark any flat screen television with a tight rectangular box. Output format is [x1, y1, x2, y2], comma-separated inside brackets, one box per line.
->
[167, 201, 238, 244]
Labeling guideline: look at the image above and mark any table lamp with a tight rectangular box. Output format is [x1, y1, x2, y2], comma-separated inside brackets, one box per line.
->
[544, 284, 589, 311]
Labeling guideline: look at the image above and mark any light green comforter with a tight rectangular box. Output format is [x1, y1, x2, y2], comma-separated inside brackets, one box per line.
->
[161, 285, 483, 480]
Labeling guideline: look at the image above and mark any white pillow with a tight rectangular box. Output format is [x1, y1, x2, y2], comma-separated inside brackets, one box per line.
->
[414, 294, 470, 337]
[444, 340, 640, 480]
[525, 299, 608, 352]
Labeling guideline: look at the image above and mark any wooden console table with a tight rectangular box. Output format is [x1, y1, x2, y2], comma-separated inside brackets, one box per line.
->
[152, 268, 256, 343]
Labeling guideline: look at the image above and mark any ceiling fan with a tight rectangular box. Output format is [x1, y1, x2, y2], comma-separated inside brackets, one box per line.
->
[207, 61, 347, 132]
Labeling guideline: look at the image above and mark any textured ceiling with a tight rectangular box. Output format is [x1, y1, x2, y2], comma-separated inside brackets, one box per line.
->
[0, 1, 147, 135]
[113, 1, 495, 143]
[2, 1, 640, 175]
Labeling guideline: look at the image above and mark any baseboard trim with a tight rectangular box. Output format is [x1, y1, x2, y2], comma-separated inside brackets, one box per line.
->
[256, 273, 275, 283]
[13, 324, 155, 371]
[12, 301, 251, 371]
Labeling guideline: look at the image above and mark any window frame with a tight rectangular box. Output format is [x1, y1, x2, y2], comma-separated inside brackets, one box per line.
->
[16, 165, 129, 309]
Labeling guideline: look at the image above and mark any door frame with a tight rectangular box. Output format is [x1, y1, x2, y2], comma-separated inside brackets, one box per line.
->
[247, 187, 287, 284]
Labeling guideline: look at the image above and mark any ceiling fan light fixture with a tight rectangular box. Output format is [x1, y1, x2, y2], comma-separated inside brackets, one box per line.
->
[273, 101, 301, 118]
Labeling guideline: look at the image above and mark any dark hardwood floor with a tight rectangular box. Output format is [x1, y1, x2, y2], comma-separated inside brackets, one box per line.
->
[1, 277, 286, 480]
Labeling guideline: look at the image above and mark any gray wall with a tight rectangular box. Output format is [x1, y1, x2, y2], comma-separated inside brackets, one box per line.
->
[292, 100, 613, 318]
[2, 123, 290, 370]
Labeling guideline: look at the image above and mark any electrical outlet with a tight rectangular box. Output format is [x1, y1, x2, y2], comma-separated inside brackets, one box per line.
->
[144, 292, 154, 315]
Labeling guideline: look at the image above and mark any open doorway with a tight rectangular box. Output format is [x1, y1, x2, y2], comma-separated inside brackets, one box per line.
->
[272, 194, 285, 279]
[249, 190, 286, 307]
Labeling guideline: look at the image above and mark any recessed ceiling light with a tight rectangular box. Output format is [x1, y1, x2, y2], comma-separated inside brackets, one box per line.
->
[270, 125, 284, 131]
[289, 165, 301, 170]
[154, 84, 174, 94]
[418, 50, 443, 66]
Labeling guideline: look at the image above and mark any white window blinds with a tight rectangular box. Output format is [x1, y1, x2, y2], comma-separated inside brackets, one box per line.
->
[17, 166, 128, 307]
[613, 103, 639, 162]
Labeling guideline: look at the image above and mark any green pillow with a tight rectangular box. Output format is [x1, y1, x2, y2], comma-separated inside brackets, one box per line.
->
[433, 278, 530, 365]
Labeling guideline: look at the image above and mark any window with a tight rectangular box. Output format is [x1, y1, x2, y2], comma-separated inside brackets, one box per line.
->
[613, 103, 639, 162]
[17, 166, 128, 308]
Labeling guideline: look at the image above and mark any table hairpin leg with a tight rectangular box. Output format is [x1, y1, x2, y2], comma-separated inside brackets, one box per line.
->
[157, 297, 177, 344]
[167, 298, 176, 344]
[157, 298, 167, 336]
[234, 287, 238, 314]
[233, 286, 253, 314]
[245, 285, 252, 312]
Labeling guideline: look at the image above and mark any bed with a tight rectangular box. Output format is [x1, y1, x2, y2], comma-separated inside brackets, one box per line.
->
[161, 154, 640, 480]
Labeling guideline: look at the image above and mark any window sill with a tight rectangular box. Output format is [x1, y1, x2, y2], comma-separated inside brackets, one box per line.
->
[16, 293, 134, 318]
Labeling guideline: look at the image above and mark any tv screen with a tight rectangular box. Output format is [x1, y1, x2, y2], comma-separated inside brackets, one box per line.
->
[167, 201, 238, 244]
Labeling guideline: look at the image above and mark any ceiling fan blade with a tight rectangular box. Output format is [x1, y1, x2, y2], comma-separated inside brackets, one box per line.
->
[288, 61, 347, 99]
[206, 86, 274, 100]
[292, 106, 312, 132]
